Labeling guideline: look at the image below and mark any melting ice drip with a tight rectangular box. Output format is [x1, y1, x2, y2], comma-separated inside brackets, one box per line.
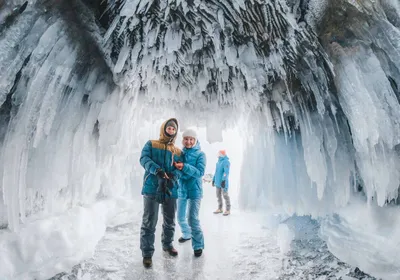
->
[1, 0, 400, 278]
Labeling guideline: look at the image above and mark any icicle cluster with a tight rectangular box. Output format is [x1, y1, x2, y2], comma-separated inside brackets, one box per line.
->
[104, 0, 332, 112]
[102, 0, 400, 209]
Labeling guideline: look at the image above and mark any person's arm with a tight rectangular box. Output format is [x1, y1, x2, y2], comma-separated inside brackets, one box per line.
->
[181, 153, 206, 179]
[139, 141, 161, 175]
[212, 165, 216, 186]
[221, 161, 230, 190]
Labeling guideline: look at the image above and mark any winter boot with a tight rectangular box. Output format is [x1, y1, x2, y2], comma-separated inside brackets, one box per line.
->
[194, 249, 203, 257]
[223, 210, 230, 216]
[213, 209, 223, 214]
[178, 237, 191, 243]
[143, 257, 152, 268]
[163, 247, 178, 256]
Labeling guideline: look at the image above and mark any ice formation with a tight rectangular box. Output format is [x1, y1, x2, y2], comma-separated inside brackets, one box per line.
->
[1, 0, 400, 279]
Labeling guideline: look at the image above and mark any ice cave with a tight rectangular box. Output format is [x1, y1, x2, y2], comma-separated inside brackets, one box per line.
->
[1, 0, 400, 279]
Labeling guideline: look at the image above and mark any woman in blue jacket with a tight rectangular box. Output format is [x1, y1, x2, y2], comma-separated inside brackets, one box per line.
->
[212, 150, 231, 216]
[174, 129, 206, 257]
[139, 118, 183, 268]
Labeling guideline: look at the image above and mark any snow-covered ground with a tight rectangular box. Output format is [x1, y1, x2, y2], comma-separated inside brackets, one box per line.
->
[46, 184, 376, 280]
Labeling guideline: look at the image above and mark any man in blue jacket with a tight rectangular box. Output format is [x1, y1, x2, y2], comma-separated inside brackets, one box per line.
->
[212, 150, 231, 216]
[174, 129, 206, 257]
[139, 118, 183, 268]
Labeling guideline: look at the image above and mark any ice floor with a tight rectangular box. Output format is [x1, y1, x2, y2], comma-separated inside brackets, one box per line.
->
[50, 185, 377, 280]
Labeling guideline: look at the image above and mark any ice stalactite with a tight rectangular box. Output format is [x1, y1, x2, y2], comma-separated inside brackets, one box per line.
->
[0, 2, 118, 231]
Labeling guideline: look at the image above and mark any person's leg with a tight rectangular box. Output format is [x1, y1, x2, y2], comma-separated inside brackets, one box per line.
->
[161, 198, 177, 251]
[223, 190, 231, 215]
[214, 187, 223, 213]
[177, 198, 191, 240]
[140, 195, 160, 258]
[188, 198, 204, 253]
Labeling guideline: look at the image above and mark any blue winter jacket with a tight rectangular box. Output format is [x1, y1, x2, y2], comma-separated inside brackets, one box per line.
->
[213, 155, 230, 191]
[140, 118, 183, 198]
[178, 141, 206, 200]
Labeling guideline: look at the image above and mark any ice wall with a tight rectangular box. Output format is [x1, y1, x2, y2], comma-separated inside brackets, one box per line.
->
[239, 100, 354, 216]
[240, 1, 400, 277]
[0, 3, 121, 231]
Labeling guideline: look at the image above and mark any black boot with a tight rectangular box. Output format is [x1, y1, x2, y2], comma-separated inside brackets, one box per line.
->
[163, 247, 178, 256]
[143, 257, 152, 268]
[194, 249, 203, 257]
[178, 237, 191, 243]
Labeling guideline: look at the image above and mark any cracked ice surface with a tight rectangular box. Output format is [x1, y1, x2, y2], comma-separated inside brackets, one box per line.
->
[50, 186, 376, 280]
[50, 185, 282, 280]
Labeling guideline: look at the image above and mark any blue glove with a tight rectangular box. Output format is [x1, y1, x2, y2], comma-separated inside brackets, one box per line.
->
[221, 181, 226, 188]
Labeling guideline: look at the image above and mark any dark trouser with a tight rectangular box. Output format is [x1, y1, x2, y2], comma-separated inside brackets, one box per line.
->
[216, 187, 231, 211]
[140, 195, 177, 258]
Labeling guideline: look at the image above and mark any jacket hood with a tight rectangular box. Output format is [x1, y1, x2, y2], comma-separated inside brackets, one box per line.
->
[159, 118, 178, 144]
[183, 140, 201, 153]
[218, 155, 229, 161]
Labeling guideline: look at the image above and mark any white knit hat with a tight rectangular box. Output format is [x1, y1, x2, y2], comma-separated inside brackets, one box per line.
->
[182, 128, 197, 139]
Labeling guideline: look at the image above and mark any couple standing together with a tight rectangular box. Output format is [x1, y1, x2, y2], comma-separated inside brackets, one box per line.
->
[139, 118, 231, 268]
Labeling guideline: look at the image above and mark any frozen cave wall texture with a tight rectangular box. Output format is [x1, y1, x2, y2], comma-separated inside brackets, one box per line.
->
[1, 0, 400, 277]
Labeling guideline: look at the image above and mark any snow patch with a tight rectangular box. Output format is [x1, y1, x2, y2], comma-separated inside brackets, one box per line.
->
[320, 198, 400, 280]
[0, 198, 136, 280]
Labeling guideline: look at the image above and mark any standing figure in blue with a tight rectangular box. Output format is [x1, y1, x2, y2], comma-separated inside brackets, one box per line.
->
[212, 150, 231, 216]
[139, 118, 183, 268]
[173, 129, 206, 257]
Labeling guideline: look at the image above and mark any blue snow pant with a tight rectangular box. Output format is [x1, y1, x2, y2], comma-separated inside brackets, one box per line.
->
[177, 198, 204, 250]
[140, 195, 177, 258]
